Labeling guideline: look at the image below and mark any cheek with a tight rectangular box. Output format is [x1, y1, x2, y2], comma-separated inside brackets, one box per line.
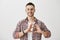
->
[32, 9, 35, 12]
[32, 10, 35, 13]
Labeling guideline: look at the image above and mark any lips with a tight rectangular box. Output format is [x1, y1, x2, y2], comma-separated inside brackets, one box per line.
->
[29, 13, 33, 15]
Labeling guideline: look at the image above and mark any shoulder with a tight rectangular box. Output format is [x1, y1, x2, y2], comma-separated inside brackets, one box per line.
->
[36, 19, 44, 24]
[36, 19, 46, 27]
[18, 18, 26, 24]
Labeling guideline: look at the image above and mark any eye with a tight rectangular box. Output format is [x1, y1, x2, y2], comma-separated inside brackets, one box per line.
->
[27, 9, 29, 10]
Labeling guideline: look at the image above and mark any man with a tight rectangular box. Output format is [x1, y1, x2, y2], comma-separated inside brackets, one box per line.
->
[13, 2, 51, 40]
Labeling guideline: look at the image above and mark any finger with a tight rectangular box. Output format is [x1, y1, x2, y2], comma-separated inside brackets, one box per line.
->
[28, 24, 32, 29]
[29, 23, 32, 27]
[34, 31, 37, 33]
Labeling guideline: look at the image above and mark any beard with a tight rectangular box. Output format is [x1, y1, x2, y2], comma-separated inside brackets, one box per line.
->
[27, 13, 34, 17]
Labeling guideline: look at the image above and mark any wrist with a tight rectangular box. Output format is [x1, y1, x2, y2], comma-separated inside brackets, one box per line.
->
[24, 29, 28, 34]
[38, 30, 43, 34]
[23, 31, 25, 34]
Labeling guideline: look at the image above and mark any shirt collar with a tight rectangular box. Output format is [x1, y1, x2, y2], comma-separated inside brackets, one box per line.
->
[25, 17, 38, 24]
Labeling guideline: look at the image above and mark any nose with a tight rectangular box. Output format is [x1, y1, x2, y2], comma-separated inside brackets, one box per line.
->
[28, 10, 32, 12]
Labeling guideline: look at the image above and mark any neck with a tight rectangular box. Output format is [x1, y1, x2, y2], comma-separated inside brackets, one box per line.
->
[28, 16, 35, 22]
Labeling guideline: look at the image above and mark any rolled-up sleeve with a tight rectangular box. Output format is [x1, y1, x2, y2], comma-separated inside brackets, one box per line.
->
[41, 22, 51, 38]
[13, 21, 21, 39]
[41, 22, 50, 32]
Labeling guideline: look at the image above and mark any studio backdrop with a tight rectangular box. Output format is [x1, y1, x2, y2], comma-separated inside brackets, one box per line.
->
[0, 0, 60, 40]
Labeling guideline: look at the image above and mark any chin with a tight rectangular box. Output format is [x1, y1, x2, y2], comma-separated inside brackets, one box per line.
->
[28, 14, 33, 17]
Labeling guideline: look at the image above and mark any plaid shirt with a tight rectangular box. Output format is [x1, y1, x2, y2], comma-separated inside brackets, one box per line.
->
[13, 17, 50, 40]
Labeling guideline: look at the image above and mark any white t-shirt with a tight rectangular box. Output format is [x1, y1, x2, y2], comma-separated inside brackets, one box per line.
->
[28, 22, 35, 40]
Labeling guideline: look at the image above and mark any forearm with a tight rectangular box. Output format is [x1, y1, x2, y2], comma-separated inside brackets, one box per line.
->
[36, 30, 51, 38]
[13, 32, 24, 39]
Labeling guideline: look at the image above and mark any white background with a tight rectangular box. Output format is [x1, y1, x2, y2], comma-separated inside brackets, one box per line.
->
[0, 0, 60, 40]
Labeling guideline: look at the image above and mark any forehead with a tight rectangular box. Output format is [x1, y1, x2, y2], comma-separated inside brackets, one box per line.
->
[26, 5, 35, 9]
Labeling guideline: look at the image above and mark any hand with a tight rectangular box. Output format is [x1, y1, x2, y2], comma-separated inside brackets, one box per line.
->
[24, 24, 32, 33]
[34, 24, 42, 34]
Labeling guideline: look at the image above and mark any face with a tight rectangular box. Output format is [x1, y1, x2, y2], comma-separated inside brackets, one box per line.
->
[25, 5, 35, 17]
